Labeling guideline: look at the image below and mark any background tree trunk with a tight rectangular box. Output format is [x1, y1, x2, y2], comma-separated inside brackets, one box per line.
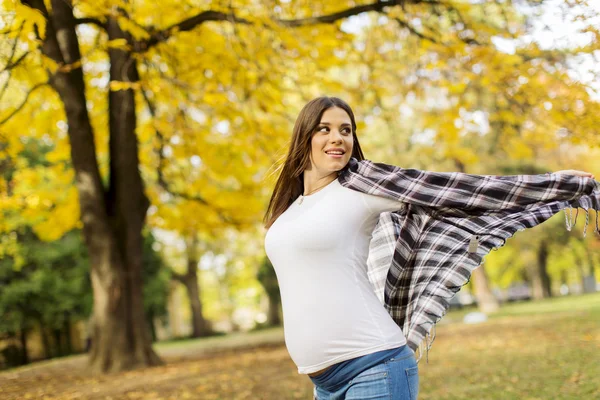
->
[18, 328, 29, 364]
[52, 329, 63, 357]
[267, 297, 282, 326]
[183, 271, 212, 337]
[472, 267, 500, 313]
[38, 322, 52, 359]
[63, 315, 73, 355]
[257, 257, 281, 326]
[583, 245, 597, 293]
[530, 239, 552, 299]
[172, 236, 212, 337]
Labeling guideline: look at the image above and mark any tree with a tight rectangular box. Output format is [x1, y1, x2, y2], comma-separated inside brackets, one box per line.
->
[257, 256, 281, 326]
[141, 231, 171, 342]
[170, 235, 213, 338]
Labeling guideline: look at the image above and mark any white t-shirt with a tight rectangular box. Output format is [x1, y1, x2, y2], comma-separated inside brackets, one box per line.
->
[264, 178, 407, 374]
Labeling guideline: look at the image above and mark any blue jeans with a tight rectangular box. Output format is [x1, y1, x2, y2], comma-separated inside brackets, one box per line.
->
[312, 346, 419, 399]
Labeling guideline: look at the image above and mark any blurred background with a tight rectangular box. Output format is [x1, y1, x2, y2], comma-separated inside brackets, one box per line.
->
[0, 0, 599, 399]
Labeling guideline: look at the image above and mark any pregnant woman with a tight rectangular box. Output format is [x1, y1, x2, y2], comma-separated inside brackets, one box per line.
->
[263, 96, 598, 399]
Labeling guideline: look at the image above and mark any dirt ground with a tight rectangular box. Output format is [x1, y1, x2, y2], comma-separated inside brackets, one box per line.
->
[0, 343, 313, 400]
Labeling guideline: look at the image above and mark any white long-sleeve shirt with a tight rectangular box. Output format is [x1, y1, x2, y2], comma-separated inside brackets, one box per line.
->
[264, 178, 407, 374]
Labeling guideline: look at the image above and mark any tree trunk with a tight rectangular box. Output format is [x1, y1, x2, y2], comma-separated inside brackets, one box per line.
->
[63, 314, 73, 355]
[531, 239, 552, 299]
[173, 236, 212, 337]
[472, 267, 500, 313]
[18, 328, 29, 365]
[257, 258, 281, 326]
[53, 329, 63, 357]
[583, 245, 597, 293]
[39, 322, 52, 359]
[572, 247, 587, 294]
[146, 310, 157, 342]
[183, 272, 212, 337]
[24, 0, 161, 372]
[267, 297, 282, 326]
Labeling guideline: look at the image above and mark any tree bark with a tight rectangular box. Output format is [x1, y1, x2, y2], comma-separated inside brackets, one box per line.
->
[39, 322, 52, 359]
[472, 266, 500, 313]
[583, 245, 597, 293]
[63, 314, 73, 355]
[257, 257, 281, 326]
[267, 297, 282, 326]
[18, 327, 29, 364]
[22, 0, 161, 372]
[530, 239, 552, 299]
[53, 329, 63, 357]
[172, 236, 212, 337]
[183, 272, 212, 337]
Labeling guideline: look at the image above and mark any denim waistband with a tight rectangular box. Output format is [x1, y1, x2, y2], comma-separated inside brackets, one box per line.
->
[309, 345, 411, 392]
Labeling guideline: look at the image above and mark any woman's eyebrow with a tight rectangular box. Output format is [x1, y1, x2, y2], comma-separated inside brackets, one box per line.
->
[319, 122, 352, 127]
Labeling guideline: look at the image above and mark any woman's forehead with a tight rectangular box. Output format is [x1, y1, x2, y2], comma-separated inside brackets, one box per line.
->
[320, 107, 352, 124]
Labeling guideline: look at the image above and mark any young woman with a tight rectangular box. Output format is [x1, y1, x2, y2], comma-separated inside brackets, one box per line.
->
[263, 96, 597, 400]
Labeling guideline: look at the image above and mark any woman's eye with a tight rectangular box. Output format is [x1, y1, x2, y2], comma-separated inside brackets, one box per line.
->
[317, 126, 351, 134]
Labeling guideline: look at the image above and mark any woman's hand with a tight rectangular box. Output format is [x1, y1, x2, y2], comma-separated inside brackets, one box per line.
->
[552, 170, 595, 179]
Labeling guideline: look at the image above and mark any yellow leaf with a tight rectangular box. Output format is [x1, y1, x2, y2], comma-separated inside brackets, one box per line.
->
[109, 81, 140, 91]
[106, 38, 130, 50]
[117, 16, 150, 40]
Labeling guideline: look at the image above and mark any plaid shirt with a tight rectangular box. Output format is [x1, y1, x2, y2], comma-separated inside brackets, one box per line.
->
[337, 158, 600, 362]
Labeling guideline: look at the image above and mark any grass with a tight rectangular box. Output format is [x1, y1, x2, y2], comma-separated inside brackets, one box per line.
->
[420, 292, 600, 400]
[0, 293, 598, 399]
[154, 326, 284, 357]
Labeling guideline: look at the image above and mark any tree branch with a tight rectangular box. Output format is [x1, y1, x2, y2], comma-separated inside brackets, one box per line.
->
[276, 2, 390, 27]
[1, 24, 29, 103]
[1, 22, 25, 70]
[4, 51, 29, 71]
[74, 17, 106, 31]
[141, 10, 250, 51]
[140, 1, 396, 50]
[393, 17, 439, 44]
[0, 81, 48, 126]
[137, 1, 458, 51]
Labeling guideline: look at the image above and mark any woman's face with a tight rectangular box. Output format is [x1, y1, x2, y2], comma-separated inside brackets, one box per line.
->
[308, 107, 354, 175]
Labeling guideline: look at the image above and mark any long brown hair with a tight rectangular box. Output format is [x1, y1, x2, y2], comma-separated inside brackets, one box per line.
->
[263, 96, 365, 229]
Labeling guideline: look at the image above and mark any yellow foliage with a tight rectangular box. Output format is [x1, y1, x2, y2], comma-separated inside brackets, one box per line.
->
[1, 0, 599, 270]
[117, 16, 150, 40]
[109, 80, 141, 91]
[106, 38, 130, 51]
[11, 1, 47, 42]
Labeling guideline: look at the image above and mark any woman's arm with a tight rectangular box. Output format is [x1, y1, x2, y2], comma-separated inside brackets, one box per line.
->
[553, 169, 595, 179]
[339, 158, 599, 217]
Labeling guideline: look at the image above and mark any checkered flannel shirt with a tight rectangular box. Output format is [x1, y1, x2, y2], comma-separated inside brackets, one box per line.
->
[337, 158, 600, 361]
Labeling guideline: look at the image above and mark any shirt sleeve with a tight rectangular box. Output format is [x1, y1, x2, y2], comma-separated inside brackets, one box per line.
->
[361, 191, 406, 216]
[341, 158, 600, 218]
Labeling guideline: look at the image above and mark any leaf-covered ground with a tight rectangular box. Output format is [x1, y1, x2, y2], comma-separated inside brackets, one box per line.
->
[1, 293, 598, 400]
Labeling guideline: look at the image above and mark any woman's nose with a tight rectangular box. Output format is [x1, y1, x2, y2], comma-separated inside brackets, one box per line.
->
[330, 130, 343, 142]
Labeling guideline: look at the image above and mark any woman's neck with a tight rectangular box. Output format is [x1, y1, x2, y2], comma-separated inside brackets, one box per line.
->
[302, 171, 338, 196]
